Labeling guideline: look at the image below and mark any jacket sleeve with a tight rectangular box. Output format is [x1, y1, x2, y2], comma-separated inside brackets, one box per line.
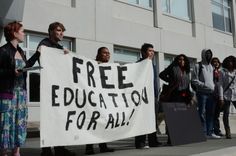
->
[25, 51, 40, 67]
[0, 49, 15, 78]
[191, 63, 205, 89]
[159, 65, 172, 83]
[218, 70, 224, 100]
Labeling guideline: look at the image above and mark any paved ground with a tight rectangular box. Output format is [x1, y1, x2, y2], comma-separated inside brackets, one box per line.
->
[20, 114, 236, 156]
[20, 134, 236, 156]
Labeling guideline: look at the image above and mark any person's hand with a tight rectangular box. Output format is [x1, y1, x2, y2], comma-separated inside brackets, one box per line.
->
[15, 69, 21, 76]
[63, 48, 69, 54]
[37, 46, 42, 53]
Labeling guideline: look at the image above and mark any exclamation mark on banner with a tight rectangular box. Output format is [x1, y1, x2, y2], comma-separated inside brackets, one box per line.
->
[126, 109, 135, 125]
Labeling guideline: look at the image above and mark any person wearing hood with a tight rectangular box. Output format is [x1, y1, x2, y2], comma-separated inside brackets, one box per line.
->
[191, 49, 220, 139]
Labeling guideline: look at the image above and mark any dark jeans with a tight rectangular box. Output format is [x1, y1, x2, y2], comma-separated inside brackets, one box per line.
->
[197, 93, 215, 136]
[135, 132, 158, 147]
[222, 100, 236, 130]
[213, 100, 222, 134]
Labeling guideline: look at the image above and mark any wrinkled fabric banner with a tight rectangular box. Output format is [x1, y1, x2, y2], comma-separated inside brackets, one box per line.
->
[40, 47, 155, 147]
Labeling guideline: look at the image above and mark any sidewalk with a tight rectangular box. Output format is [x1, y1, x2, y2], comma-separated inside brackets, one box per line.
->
[23, 114, 236, 156]
[21, 134, 236, 156]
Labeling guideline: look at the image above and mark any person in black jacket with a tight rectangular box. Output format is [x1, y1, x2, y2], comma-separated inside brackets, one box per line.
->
[0, 21, 38, 156]
[29, 22, 75, 156]
[134, 43, 161, 149]
[159, 54, 192, 104]
[159, 54, 193, 144]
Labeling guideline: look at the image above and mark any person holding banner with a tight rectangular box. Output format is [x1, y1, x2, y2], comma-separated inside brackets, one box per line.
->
[159, 54, 193, 144]
[134, 43, 160, 149]
[0, 21, 33, 156]
[85, 47, 114, 155]
[29, 22, 75, 156]
[218, 56, 236, 139]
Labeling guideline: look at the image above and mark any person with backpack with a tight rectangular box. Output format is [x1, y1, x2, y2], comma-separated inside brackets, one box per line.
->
[218, 56, 236, 139]
[191, 49, 220, 139]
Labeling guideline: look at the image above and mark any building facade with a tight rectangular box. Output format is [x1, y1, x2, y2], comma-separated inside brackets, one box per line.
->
[1, 0, 236, 122]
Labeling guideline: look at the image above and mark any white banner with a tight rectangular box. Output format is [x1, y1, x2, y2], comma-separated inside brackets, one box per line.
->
[40, 47, 155, 147]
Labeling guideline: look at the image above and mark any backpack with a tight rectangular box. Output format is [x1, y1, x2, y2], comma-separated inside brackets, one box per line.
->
[191, 62, 202, 91]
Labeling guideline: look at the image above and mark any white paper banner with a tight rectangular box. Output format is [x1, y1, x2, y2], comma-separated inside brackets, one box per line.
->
[40, 47, 155, 147]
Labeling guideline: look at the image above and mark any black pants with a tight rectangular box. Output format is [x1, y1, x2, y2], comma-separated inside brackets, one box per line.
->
[42, 146, 65, 154]
[135, 132, 157, 147]
[213, 101, 222, 134]
[223, 100, 236, 130]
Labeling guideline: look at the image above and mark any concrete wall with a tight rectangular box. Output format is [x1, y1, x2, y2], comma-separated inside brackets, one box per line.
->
[21, 0, 236, 60]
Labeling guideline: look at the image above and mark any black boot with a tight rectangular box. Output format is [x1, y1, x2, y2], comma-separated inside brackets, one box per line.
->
[226, 128, 232, 139]
[41, 147, 53, 156]
[99, 143, 114, 153]
[54, 146, 76, 156]
[85, 144, 95, 155]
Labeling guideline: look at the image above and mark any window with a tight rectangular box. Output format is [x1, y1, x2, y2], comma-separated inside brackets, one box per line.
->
[114, 47, 140, 64]
[164, 55, 175, 68]
[164, 54, 196, 70]
[212, 0, 232, 33]
[44, 0, 76, 7]
[22, 33, 73, 104]
[162, 0, 191, 20]
[114, 46, 158, 65]
[127, 0, 153, 9]
[114, 46, 159, 88]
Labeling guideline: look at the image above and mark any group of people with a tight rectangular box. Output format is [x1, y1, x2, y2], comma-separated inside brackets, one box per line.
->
[133, 45, 236, 148]
[0, 20, 236, 156]
[0, 21, 117, 156]
[191, 50, 236, 140]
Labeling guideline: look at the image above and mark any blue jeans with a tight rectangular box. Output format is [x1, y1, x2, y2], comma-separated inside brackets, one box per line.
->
[197, 93, 216, 136]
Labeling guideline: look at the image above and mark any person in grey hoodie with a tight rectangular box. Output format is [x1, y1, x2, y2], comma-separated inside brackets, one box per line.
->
[191, 49, 220, 139]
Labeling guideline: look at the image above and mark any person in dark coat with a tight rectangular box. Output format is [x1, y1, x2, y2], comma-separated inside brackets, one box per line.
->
[134, 43, 161, 149]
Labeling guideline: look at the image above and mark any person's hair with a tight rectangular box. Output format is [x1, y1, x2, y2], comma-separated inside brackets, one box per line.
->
[172, 54, 190, 73]
[48, 22, 65, 35]
[141, 43, 153, 58]
[4, 21, 23, 42]
[96, 47, 108, 61]
[211, 57, 221, 68]
[222, 55, 236, 70]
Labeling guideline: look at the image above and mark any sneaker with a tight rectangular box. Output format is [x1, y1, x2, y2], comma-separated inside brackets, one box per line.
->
[135, 142, 145, 149]
[207, 134, 221, 139]
[143, 145, 150, 149]
[136, 145, 149, 149]
[215, 132, 224, 137]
